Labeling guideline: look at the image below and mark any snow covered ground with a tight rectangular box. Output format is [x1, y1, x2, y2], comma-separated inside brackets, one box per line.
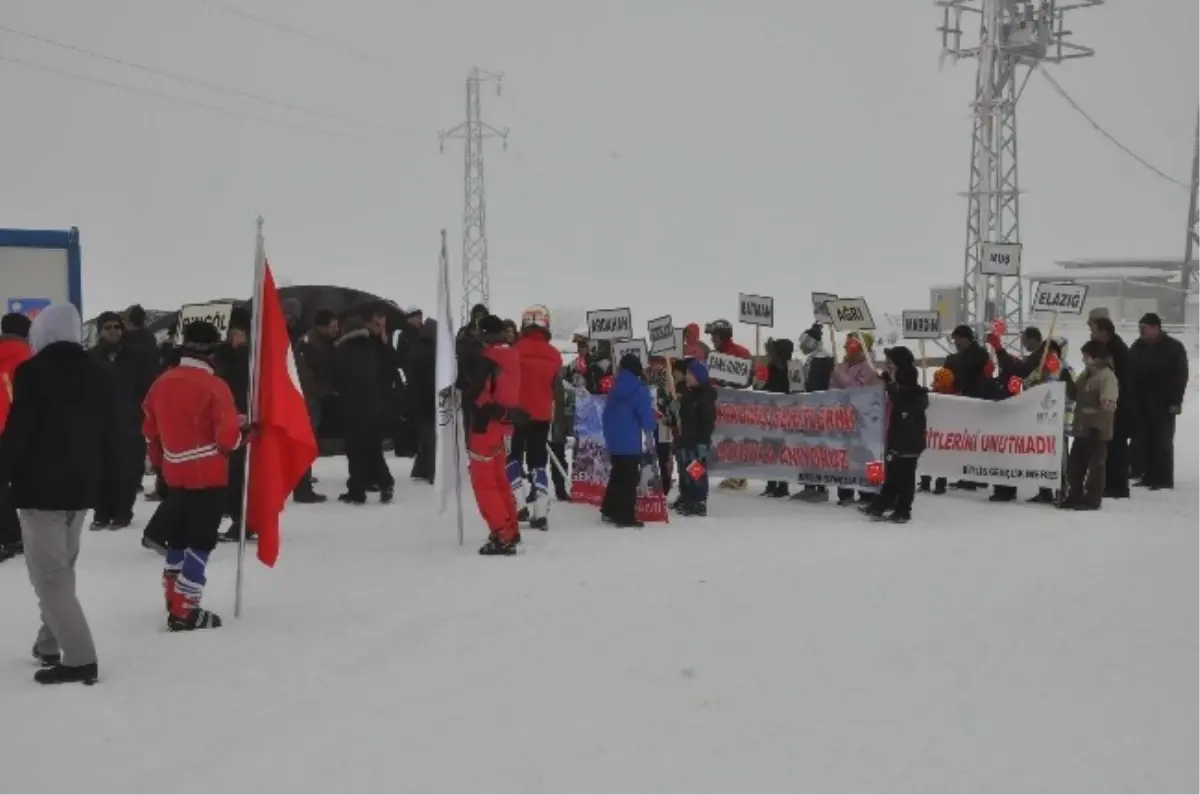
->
[1, 412, 1197, 793]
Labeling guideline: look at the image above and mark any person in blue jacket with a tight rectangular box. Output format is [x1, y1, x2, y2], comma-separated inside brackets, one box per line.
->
[601, 354, 657, 528]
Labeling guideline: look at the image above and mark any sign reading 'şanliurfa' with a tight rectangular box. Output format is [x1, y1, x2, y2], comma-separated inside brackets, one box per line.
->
[586, 307, 633, 340]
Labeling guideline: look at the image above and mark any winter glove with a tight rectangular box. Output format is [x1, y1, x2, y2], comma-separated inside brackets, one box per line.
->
[986, 332, 1002, 351]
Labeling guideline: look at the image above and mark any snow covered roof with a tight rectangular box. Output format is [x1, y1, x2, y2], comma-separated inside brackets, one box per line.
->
[1054, 257, 1197, 271]
[1025, 266, 1184, 282]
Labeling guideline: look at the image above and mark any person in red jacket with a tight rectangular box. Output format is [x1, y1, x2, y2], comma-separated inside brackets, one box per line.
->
[142, 320, 246, 630]
[457, 315, 523, 556]
[705, 319, 752, 359]
[507, 305, 564, 530]
[0, 312, 33, 560]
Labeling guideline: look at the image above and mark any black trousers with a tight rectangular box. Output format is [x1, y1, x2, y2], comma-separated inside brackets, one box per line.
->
[548, 441, 568, 496]
[1066, 430, 1108, 507]
[601, 454, 641, 524]
[510, 421, 550, 473]
[346, 423, 393, 495]
[226, 448, 246, 522]
[410, 419, 436, 483]
[870, 456, 918, 518]
[1104, 432, 1129, 495]
[1137, 409, 1176, 488]
[655, 442, 673, 495]
[164, 487, 226, 553]
[97, 432, 144, 522]
[0, 489, 20, 546]
[143, 482, 172, 549]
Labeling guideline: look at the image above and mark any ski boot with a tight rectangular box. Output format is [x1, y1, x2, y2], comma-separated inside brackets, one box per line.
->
[479, 534, 518, 556]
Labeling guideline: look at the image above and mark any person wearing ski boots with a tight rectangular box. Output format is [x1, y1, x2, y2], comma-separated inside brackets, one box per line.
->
[458, 315, 524, 556]
[508, 306, 563, 531]
[142, 320, 250, 631]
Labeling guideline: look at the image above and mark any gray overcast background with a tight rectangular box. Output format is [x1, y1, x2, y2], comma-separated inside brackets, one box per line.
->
[1, 0, 1196, 336]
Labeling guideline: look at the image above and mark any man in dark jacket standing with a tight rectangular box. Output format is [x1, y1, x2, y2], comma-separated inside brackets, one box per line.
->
[394, 307, 424, 458]
[89, 311, 143, 529]
[1128, 313, 1189, 490]
[335, 316, 394, 503]
[407, 319, 438, 483]
[1089, 316, 1132, 497]
[214, 308, 253, 542]
[280, 300, 327, 504]
[367, 307, 406, 461]
[0, 303, 117, 685]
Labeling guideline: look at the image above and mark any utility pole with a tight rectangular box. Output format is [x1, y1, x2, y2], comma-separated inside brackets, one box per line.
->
[1180, 111, 1199, 321]
[439, 67, 508, 326]
[937, 0, 1100, 340]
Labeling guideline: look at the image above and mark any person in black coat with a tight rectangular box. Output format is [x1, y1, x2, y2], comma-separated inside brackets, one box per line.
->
[0, 303, 118, 685]
[393, 307, 424, 458]
[335, 316, 394, 503]
[948, 325, 996, 399]
[88, 311, 144, 529]
[213, 308, 253, 541]
[988, 326, 1043, 383]
[1089, 317, 1133, 497]
[761, 338, 793, 498]
[407, 319, 438, 483]
[863, 346, 928, 523]
[1128, 313, 1189, 490]
[675, 360, 718, 517]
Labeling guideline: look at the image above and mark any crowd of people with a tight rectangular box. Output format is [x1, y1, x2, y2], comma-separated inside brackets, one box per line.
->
[0, 294, 1189, 683]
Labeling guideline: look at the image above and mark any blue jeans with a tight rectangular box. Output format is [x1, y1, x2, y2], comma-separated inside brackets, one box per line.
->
[676, 445, 710, 503]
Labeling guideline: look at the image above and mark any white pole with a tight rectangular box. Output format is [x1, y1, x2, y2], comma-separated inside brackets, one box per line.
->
[442, 228, 467, 547]
[234, 215, 266, 619]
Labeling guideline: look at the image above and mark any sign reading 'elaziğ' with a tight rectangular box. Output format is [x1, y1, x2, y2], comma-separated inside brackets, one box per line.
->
[706, 351, 753, 386]
[586, 307, 633, 340]
[1031, 283, 1089, 315]
[824, 297, 876, 332]
[901, 310, 942, 340]
[737, 293, 774, 327]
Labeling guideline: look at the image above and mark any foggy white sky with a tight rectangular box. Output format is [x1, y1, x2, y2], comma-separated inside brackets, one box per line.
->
[1, 0, 1195, 338]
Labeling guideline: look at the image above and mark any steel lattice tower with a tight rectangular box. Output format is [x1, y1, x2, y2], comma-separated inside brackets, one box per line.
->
[937, 0, 1100, 339]
[439, 67, 509, 326]
[1180, 113, 1199, 318]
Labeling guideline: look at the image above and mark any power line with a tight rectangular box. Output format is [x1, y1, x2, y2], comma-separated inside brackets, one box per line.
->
[199, 0, 406, 70]
[0, 23, 424, 140]
[0, 53, 395, 144]
[1038, 64, 1193, 191]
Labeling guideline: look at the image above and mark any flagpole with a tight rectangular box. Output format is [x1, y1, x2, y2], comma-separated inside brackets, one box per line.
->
[442, 229, 467, 547]
[234, 215, 266, 619]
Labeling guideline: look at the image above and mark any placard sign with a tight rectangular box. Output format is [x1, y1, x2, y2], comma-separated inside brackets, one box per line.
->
[611, 338, 648, 369]
[786, 360, 806, 393]
[738, 293, 774, 327]
[901, 310, 942, 340]
[1031, 283, 1088, 315]
[658, 328, 685, 360]
[177, 302, 234, 337]
[980, 241, 1023, 277]
[647, 315, 675, 354]
[706, 351, 753, 386]
[586, 307, 633, 340]
[812, 292, 838, 325]
[825, 297, 876, 332]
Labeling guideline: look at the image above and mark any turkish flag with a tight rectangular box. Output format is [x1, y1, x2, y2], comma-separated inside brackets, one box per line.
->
[246, 261, 318, 567]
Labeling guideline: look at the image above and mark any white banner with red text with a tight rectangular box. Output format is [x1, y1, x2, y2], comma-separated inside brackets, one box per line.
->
[923, 382, 1067, 489]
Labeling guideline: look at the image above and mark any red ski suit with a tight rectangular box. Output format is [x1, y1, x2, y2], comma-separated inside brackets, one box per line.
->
[514, 331, 563, 422]
[466, 342, 521, 544]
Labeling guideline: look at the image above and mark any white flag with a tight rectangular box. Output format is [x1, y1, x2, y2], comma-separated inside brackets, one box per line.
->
[433, 231, 464, 524]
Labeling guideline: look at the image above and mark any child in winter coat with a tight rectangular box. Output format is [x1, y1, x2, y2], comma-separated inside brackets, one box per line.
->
[761, 338, 794, 498]
[831, 333, 882, 506]
[675, 359, 717, 517]
[601, 355, 657, 528]
[647, 357, 679, 497]
[1062, 340, 1117, 510]
[862, 346, 928, 524]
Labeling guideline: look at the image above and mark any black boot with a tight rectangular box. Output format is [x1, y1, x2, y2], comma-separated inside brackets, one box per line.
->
[31, 645, 60, 666]
[338, 491, 367, 505]
[168, 607, 223, 631]
[918, 476, 931, 493]
[479, 534, 518, 556]
[292, 486, 327, 504]
[34, 662, 98, 686]
[379, 486, 394, 504]
[933, 478, 948, 495]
